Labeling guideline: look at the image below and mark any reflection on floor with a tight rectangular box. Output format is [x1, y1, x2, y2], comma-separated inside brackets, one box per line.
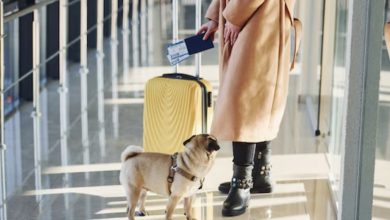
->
[20, 157, 335, 220]
[3, 32, 341, 219]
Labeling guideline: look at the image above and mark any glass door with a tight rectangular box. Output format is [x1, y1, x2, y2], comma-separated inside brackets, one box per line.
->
[317, 0, 350, 207]
[320, 0, 386, 217]
[372, 1, 390, 218]
[328, 0, 349, 202]
[297, 0, 325, 135]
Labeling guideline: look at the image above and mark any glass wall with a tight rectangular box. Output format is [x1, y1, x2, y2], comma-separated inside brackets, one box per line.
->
[372, 1, 390, 218]
[319, 0, 385, 216]
[3, 20, 19, 115]
[297, 0, 325, 133]
[325, 0, 349, 203]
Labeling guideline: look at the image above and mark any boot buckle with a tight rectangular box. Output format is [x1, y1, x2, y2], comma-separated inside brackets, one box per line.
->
[231, 178, 253, 189]
[260, 164, 271, 176]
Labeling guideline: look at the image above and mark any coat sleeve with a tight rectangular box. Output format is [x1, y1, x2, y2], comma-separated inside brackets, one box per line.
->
[222, 0, 265, 27]
[205, 0, 220, 23]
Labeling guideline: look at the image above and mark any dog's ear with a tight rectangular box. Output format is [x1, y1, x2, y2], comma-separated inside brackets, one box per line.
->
[183, 135, 196, 146]
[207, 138, 220, 152]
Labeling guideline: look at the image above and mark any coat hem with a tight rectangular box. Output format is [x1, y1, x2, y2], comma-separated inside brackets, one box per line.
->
[210, 132, 278, 143]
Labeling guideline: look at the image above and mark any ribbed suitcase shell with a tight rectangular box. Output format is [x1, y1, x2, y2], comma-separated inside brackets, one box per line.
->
[143, 74, 213, 154]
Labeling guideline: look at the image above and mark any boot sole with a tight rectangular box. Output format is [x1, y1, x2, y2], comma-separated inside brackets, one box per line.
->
[222, 207, 247, 217]
[218, 186, 273, 194]
[250, 186, 272, 194]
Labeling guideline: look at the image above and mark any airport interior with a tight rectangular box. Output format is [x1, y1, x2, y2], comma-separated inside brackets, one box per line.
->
[0, 0, 389, 219]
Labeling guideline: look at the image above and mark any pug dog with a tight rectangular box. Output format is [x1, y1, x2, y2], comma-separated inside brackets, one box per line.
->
[119, 134, 220, 220]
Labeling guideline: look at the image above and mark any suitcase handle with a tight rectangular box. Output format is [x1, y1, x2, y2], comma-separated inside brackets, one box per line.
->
[162, 73, 202, 80]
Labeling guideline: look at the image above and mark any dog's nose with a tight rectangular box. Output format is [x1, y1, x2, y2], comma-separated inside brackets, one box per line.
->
[207, 139, 220, 152]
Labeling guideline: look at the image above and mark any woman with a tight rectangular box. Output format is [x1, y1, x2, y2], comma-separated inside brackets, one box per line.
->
[197, 0, 299, 217]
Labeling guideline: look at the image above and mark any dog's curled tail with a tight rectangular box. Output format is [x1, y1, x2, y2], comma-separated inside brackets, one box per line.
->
[121, 145, 144, 162]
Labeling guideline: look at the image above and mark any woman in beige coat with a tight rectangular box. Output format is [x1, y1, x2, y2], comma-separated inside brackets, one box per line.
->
[197, 0, 299, 216]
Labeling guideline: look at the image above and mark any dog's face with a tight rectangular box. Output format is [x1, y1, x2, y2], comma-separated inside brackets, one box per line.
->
[183, 134, 220, 158]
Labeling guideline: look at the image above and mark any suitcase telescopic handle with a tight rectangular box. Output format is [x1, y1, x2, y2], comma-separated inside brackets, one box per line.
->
[195, 0, 202, 78]
[172, 0, 179, 73]
[172, 0, 202, 78]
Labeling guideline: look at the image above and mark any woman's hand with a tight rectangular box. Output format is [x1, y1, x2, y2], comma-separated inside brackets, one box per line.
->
[197, 20, 218, 41]
[224, 21, 241, 46]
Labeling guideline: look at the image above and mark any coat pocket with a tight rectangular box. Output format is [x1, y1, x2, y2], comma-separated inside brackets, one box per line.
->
[284, 0, 295, 25]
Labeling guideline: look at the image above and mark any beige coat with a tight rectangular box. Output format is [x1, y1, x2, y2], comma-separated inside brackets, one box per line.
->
[206, 0, 297, 142]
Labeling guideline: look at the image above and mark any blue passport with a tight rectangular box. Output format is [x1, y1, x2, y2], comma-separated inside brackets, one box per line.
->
[184, 33, 214, 55]
[166, 33, 214, 65]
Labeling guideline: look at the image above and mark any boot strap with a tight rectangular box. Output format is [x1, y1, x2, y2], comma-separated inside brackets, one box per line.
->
[231, 178, 253, 189]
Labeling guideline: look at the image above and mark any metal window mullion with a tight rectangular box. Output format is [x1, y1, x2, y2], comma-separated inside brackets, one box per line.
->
[97, 0, 104, 53]
[80, 0, 90, 180]
[32, 9, 41, 114]
[147, 0, 154, 65]
[80, 0, 88, 68]
[0, 1, 5, 150]
[140, 0, 147, 65]
[32, 8, 42, 204]
[0, 1, 8, 218]
[97, 50, 106, 157]
[96, 0, 105, 157]
[58, 0, 70, 207]
[58, 0, 69, 169]
[110, 0, 119, 138]
[111, 0, 118, 42]
[59, 0, 68, 87]
[111, 36, 119, 138]
[122, 0, 129, 31]
[32, 9, 41, 149]
[160, 0, 167, 39]
[132, 0, 139, 67]
[122, 0, 130, 83]
[39, 3, 46, 77]
[339, 0, 386, 219]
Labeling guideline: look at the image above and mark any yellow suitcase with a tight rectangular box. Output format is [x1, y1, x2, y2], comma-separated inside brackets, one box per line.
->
[143, 73, 213, 154]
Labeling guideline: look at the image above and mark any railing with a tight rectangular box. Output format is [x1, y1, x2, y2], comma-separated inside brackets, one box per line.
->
[0, 0, 200, 216]
[0, 0, 133, 217]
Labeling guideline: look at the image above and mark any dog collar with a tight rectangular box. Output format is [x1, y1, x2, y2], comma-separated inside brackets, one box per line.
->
[167, 152, 204, 194]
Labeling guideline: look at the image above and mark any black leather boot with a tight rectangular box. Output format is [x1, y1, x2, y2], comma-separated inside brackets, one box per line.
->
[218, 142, 273, 194]
[222, 165, 253, 217]
[251, 142, 273, 193]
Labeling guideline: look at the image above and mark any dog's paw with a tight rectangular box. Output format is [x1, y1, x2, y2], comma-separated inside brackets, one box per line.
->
[135, 211, 148, 216]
